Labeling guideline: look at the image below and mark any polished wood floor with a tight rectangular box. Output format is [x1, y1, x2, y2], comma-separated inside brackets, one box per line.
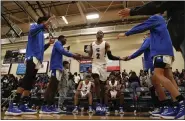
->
[1, 112, 162, 120]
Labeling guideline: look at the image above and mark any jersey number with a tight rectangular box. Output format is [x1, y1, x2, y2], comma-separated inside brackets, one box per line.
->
[96, 53, 100, 59]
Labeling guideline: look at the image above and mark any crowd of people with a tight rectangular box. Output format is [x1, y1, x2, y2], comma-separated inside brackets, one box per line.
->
[1, 68, 184, 99]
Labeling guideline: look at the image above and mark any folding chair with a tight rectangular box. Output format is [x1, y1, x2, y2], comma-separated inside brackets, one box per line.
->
[136, 87, 151, 112]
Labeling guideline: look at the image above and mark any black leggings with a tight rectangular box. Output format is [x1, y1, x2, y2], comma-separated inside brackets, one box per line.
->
[19, 59, 38, 90]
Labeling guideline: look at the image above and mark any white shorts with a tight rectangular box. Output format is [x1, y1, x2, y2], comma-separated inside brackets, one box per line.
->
[80, 91, 90, 98]
[153, 55, 173, 69]
[25, 57, 42, 70]
[110, 90, 117, 99]
[51, 70, 63, 81]
[92, 63, 107, 82]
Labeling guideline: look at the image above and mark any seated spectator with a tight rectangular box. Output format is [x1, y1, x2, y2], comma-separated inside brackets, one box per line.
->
[139, 73, 148, 87]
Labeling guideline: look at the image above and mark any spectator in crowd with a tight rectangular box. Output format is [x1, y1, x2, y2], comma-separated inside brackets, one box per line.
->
[129, 72, 140, 97]
[122, 69, 128, 77]
[139, 72, 148, 87]
[74, 72, 80, 89]
[174, 69, 181, 77]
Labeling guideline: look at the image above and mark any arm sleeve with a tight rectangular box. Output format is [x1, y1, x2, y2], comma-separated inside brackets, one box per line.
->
[44, 43, 50, 51]
[30, 24, 45, 36]
[130, 1, 168, 16]
[129, 38, 150, 59]
[55, 43, 74, 57]
[107, 50, 120, 60]
[125, 16, 160, 36]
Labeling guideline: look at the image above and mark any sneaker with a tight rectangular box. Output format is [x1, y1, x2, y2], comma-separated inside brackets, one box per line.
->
[160, 106, 176, 119]
[105, 107, 110, 115]
[88, 106, 93, 113]
[151, 107, 164, 117]
[101, 106, 106, 115]
[175, 100, 185, 120]
[115, 110, 119, 115]
[5, 103, 22, 116]
[39, 105, 53, 114]
[149, 108, 158, 115]
[119, 107, 124, 114]
[72, 106, 78, 114]
[96, 103, 102, 114]
[58, 107, 67, 113]
[48, 105, 60, 114]
[19, 104, 37, 115]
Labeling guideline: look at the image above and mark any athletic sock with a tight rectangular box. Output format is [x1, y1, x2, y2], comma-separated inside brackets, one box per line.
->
[21, 96, 30, 104]
[172, 101, 179, 107]
[161, 99, 170, 107]
[43, 100, 47, 106]
[176, 95, 184, 103]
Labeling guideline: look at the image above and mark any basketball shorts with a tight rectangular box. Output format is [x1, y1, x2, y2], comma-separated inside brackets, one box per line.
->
[51, 70, 62, 81]
[92, 63, 107, 82]
[80, 90, 90, 98]
[153, 55, 173, 69]
[110, 90, 117, 99]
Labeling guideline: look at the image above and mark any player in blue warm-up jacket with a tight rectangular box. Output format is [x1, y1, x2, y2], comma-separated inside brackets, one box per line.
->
[40, 35, 82, 114]
[5, 16, 56, 116]
[118, 14, 184, 119]
[123, 33, 169, 116]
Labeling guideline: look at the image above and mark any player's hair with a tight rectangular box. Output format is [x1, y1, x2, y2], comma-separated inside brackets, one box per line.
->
[58, 35, 65, 41]
[63, 61, 69, 66]
[37, 16, 49, 24]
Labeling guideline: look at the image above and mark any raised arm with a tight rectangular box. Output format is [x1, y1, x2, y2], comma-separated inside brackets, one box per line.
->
[55, 42, 74, 57]
[129, 37, 150, 59]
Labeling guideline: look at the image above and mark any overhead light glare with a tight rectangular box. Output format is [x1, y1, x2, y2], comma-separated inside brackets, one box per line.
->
[86, 14, 99, 20]
[62, 16, 68, 24]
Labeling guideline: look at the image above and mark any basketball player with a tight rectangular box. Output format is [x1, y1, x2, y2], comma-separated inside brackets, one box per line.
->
[123, 33, 170, 116]
[72, 74, 95, 114]
[5, 16, 56, 116]
[88, 30, 124, 112]
[40, 35, 81, 114]
[118, 14, 185, 119]
[104, 73, 124, 115]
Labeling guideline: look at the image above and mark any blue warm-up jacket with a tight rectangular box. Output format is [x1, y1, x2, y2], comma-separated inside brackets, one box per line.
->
[125, 15, 174, 58]
[50, 41, 74, 71]
[129, 37, 153, 70]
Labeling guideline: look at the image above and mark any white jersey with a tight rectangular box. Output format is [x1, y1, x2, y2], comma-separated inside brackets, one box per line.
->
[92, 41, 106, 65]
[109, 80, 118, 88]
[81, 81, 92, 92]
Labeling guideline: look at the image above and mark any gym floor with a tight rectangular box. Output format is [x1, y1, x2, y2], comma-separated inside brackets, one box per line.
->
[1, 112, 161, 120]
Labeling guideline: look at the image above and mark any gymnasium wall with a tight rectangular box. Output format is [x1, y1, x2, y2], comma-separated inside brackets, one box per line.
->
[1, 33, 184, 76]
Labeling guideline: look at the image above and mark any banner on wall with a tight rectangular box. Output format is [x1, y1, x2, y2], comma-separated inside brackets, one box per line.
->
[106, 60, 120, 72]
[1, 64, 11, 75]
[16, 61, 49, 75]
[80, 60, 92, 73]
[16, 63, 26, 75]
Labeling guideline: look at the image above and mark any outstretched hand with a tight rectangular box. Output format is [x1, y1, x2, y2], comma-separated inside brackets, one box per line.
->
[117, 33, 126, 39]
[73, 53, 82, 60]
[121, 56, 131, 61]
[118, 8, 131, 18]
